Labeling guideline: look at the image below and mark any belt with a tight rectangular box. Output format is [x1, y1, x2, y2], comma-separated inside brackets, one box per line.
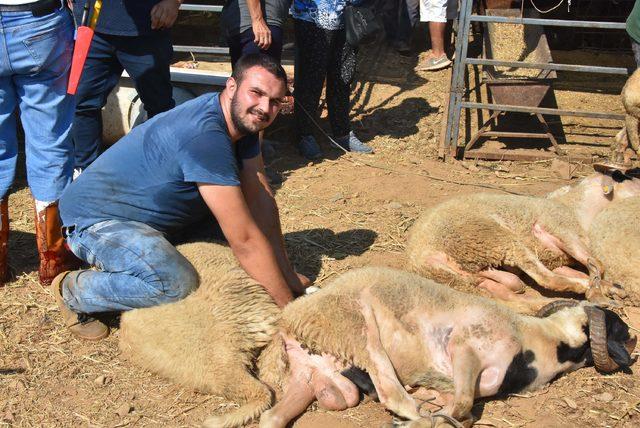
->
[0, 0, 63, 17]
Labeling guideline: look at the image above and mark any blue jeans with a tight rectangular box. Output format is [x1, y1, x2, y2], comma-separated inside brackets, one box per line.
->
[62, 220, 198, 313]
[72, 31, 174, 171]
[0, 7, 75, 201]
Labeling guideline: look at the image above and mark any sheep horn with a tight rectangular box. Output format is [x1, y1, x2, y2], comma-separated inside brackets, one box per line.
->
[584, 306, 619, 373]
[536, 300, 579, 318]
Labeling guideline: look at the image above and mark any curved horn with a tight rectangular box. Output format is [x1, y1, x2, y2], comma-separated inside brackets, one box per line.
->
[584, 306, 619, 373]
[536, 300, 579, 318]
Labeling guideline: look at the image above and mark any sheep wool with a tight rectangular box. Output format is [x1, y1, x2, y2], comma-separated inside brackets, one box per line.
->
[119, 241, 281, 428]
[589, 196, 640, 295]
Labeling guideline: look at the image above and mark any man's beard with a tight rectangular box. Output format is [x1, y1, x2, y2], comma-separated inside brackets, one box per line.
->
[230, 93, 269, 135]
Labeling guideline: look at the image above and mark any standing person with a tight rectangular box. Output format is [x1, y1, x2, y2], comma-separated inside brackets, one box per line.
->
[385, 0, 420, 54]
[0, 0, 80, 286]
[70, 0, 181, 175]
[222, 0, 290, 66]
[414, 0, 457, 71]
[53, 54, 309, 341]
[627, 0, 640, 68]
[291, 0, 373, 160]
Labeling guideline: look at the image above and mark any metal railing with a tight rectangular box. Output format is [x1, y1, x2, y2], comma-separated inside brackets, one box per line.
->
[441, 0, 633, 160]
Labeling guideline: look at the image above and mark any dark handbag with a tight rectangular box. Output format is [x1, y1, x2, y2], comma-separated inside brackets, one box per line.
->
[344, 0, 382, 47]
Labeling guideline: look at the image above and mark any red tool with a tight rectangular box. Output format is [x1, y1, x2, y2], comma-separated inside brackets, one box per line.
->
[67, 0, 102, 95]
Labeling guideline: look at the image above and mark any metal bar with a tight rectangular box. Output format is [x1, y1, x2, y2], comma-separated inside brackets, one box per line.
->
[466, 58, 631, 75]
[478, 131, 551, 138]
[463, 149, 595, 162]
[461, 102, 625, 120]
[173, 45, 230, 54]
[179, 5, 223, 12]
[444, 0, 473, 158]
[470, 15, 625, 29]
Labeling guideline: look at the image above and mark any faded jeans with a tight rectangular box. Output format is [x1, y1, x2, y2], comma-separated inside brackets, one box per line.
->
[62, 220, 198, 313]
[0, 7, 75, 201]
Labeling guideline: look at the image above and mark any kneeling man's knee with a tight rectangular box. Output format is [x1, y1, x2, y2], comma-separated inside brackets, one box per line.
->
[162, 260, 199, 301]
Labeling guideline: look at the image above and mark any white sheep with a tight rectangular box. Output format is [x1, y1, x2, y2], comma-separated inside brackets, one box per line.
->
[589, 195, 640, 297]
[119, 241, 281, 428]
[405, 173, 640, 312]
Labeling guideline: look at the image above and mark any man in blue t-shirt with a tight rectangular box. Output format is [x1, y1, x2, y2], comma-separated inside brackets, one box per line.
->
[52, 54, 308, 341]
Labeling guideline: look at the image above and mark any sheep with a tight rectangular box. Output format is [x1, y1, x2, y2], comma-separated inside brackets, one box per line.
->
[259, 267, 636, 428]
[405, 172, 640, 313]
[589, 195, 640, 297]
[118, 241, 281, 428]
[614, 68, 640, 163]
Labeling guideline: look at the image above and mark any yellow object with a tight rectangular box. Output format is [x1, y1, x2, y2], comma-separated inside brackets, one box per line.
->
[89, 0, 102, 30]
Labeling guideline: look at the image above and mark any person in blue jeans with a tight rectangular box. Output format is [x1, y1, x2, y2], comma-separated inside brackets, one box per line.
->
[0, 0, 80, 287]
[53, 54, 310, 341]
[70, 0, 180, 175]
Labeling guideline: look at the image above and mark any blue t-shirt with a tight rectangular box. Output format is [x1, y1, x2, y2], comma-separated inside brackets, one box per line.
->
[73, 0, 163, 36]
[60, 93, 260, 235]
[291, 0, 361, 30]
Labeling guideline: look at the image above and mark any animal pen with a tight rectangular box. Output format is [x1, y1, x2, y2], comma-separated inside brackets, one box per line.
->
[440, 0, 633, 161]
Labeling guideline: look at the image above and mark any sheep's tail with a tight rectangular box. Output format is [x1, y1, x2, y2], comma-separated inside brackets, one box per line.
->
[202, 378, 273, 428]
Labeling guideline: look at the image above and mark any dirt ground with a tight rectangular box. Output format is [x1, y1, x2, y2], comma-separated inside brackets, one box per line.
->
[2, 39, 640, 428]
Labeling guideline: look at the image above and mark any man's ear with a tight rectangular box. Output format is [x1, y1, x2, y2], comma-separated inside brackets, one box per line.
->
[226, 76, 237, 98]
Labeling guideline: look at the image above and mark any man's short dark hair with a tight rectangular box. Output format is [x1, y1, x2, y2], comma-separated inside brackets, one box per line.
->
[231, 53, 288, 89]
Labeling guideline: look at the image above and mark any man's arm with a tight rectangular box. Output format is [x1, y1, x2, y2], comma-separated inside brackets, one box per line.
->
[240, 155, 309, 295]
[247, 0, 272, 50]
[198, 182, 294, 307]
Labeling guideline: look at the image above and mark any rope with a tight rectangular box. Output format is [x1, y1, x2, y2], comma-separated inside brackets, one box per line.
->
[529, 0, 566, 14]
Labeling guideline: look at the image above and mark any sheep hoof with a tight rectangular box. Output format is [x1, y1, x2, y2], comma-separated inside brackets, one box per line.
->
[305, 286, 321, 295]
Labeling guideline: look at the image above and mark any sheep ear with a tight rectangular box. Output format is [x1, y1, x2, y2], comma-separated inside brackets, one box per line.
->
[607, 341, 631, 367]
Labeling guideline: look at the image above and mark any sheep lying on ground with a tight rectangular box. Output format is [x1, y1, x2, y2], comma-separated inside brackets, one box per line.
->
[406, 172, 640, 313]
[119, 241, 281, 428]
[614, 68, 640, 163]
[589, 196, 640, 297]
[258, 267, 636, 428]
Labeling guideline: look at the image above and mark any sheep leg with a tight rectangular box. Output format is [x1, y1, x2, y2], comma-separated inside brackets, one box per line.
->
[531, 223, 626, 299]
[478, 279, 554, 314]
[478, 268, 527, 293]
[359, 295, 422, 421]
[258, 375, 314, 428]
[626, 114, 640, 156]
[438, 343, 481, 426]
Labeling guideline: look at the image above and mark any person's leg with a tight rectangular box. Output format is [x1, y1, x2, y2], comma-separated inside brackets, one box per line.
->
[396, 0, 421, 51]
[429, 21, 447, 57]
[293, 19, 330, 159]
[115, 31, 175, 121]
[9, 8, 81, 285]
[72, 32, 123, 172]
[62, 220, 199, 313]
[0, 77, 18, 203]
[326, 29, 373, 154]
[416, 0, 452, 71]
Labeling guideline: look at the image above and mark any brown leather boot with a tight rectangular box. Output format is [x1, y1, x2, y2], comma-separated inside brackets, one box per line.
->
[34, 201, 81, 286]
[0, 198, 8, 285]
[51, 271, 109, 341]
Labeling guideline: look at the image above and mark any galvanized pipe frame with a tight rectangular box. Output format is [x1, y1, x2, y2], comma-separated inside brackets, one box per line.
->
[442, 0, 630, 160]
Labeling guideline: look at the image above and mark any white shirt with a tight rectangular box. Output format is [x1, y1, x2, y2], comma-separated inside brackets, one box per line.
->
[0, 1, 40, 5]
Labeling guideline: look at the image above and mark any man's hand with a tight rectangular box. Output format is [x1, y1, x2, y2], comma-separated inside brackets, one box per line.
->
[289, 272, 312, 297]
[252, 18, 272, 50]
[151, 0, 181, 30]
